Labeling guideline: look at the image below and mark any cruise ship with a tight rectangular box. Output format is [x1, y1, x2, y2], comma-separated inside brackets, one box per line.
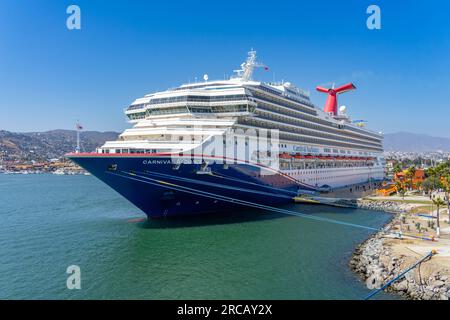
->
[68, 51, 385, 218]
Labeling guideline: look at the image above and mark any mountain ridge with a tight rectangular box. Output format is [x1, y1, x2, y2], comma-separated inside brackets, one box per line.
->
[383, 132, 450, 152]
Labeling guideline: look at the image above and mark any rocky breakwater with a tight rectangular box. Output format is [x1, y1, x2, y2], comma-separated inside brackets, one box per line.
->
[335, 198, 415, 213]
[350, 220, 450, 300]
[356, 199, 415, 213]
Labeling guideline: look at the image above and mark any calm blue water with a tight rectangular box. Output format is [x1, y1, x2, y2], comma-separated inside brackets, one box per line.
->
[0, 174, 396, 299]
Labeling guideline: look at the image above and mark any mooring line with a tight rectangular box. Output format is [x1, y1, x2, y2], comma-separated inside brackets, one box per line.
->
[209, 171, 299, 196]
[363, 250, 435, 300]
[109, 170, 381, 232]
[134, 170, 294, 199]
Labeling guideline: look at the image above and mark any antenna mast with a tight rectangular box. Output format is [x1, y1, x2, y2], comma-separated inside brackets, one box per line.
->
[233, 50, 268, 81]
[75, 121, 83, 153]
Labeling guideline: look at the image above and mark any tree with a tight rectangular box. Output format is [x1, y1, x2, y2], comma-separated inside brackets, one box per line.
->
[405, 166, 416, 190]
[435, 162, 449, 178]
[422, 176, 442, 195]
[415, 180, 423, 192]
[442, 174, 450, 217]
[425, 166, 437, 178]
[395, 181, 406, 200]
[432, 197, 446, 237]
[404, 179, 412, 191]
[393, 162, 402, 175]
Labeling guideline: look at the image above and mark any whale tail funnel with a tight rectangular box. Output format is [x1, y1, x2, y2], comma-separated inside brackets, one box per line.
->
[316, 83, 356, 115]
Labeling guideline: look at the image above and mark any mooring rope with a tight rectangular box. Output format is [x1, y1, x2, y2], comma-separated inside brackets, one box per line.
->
[364, 250, 435, 300]
[109, 170, 381, 232]
[209, 171, 300, 196]
[136, 170, 295, 199]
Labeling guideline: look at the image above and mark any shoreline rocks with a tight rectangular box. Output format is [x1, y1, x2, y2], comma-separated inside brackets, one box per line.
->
[336, 199, 414, 213]
[348, 203, 450, 300]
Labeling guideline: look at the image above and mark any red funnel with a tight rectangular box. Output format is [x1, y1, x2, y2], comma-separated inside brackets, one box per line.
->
[316, 83, 356, 115]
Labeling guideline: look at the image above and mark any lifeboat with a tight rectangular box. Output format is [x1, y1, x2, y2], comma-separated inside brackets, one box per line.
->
[279, 152, 292, 159]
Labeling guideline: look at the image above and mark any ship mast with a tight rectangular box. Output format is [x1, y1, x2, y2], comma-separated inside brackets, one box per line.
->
[75, 121, 83, 153]
[233, 50, 268, 81]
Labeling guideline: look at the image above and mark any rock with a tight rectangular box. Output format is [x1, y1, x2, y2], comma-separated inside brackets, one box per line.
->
[350, 203, 450, 300]
[439, 293, 448, 300]
[422, 291, 434, 300]
[366, 274, 383, 290]
[409, 290, 418, 299]
[394, 280, 408, 292]
[433, 280, 446, 288]
[405, 272, 415, 282]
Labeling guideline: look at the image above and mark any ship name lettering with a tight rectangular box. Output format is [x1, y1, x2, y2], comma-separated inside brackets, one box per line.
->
[142, 160, 172, 165]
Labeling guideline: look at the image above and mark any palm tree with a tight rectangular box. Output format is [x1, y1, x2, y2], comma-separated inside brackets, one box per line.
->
[423, 176, 442, 197]
[416, 180, 423, 193]
[435, 163, 449, 178]
[432, 197, 446, 237]
[395, 181, 406, 201]
[393, 162, 402, 175]
[405, 166, 416, 190]
[404, 179, 412, 191]
[442, 174, 450, 219]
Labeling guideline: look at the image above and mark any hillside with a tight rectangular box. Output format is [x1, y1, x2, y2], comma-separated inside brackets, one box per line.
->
[0, 130, 119, 161]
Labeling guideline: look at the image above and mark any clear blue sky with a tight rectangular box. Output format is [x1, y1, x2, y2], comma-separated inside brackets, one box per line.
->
[1, 0, 449, 136]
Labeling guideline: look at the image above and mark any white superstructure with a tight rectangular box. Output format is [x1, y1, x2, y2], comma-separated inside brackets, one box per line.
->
[98, 51, 384, 188]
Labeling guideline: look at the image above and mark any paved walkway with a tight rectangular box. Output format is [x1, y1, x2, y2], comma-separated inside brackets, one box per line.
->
[366, 195, 432, 202]
[320, 181, 382, 199]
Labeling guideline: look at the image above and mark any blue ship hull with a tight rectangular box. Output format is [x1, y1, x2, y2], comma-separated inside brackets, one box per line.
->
[68, 154, 315, 218]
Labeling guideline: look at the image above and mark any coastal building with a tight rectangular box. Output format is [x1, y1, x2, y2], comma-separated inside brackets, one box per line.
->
[394, 169, 425, 189]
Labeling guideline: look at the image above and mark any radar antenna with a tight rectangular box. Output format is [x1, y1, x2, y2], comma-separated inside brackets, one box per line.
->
[233, 50, 268, 81]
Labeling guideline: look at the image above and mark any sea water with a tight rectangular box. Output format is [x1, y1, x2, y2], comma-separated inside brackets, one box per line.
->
[0, 174, 396, 299]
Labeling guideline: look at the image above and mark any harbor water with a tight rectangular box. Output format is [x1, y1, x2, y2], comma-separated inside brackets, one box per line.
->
[0, 174, 396, 299]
